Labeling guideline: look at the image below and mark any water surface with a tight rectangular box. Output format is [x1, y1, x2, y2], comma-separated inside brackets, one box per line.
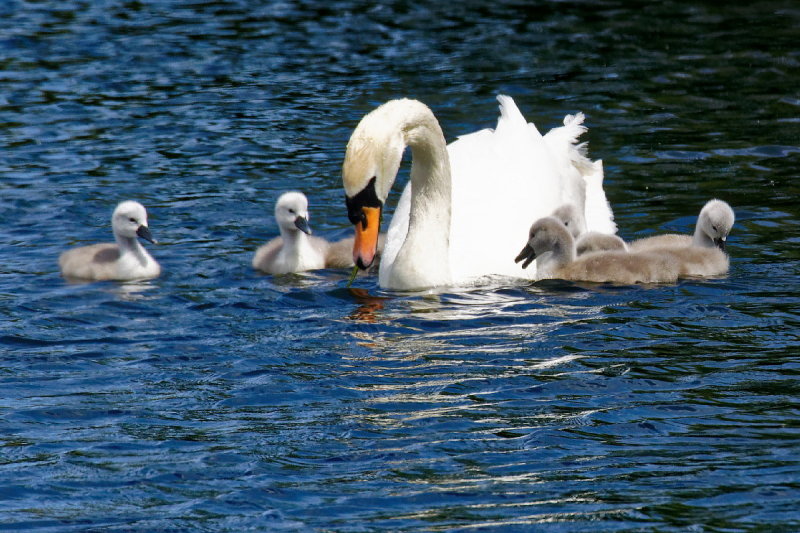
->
[1, 1, 799, 530]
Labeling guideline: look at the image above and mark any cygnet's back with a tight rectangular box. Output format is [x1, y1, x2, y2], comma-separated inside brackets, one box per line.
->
[576, 233, 628, 255]
[650, 246, 729, 278]
[630, 199, 735, 252]
[59, 200, 160, 281]
[515, 217, 679, 285]
[551, 203, 628, 256]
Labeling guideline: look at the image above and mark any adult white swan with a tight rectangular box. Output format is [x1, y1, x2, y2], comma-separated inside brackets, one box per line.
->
[343, 95, 616, 290]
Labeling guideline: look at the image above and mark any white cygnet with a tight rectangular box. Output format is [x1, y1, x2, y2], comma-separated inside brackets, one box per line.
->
[550, 204, 628, 255]
[630, 199, 735, 252]
[253, 191, 382, 274]
[253, 192, 328, 274]
[515, 216, 680, 284]
[59, 200, 160, 281]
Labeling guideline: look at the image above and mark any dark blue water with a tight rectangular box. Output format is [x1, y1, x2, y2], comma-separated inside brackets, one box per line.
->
[2, 1, 799, 530]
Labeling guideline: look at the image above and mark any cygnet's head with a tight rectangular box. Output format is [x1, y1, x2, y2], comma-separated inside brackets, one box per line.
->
[551, 204, 587, 239]
[697, 199, 735, 250]
[275, 191, 312, 235]
[514, 216, 572, 269]
[112, 200, 155, 243]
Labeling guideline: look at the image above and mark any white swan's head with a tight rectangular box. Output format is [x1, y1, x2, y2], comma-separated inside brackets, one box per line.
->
[275, 191, 312, 235]
[112, 200, 155, 243]
[550, 203, 587, 240]
[515, 216, 572, 270]
[343, 99, 441, 269]
[697, 199, 735, 250]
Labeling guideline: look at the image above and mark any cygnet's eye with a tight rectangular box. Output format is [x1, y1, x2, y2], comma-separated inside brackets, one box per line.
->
[288, 208, 296, 215]
[129, 217, 137, 223]
[712, 225, 718, 232]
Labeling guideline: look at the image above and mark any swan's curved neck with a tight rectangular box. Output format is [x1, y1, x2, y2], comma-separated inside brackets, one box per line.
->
[390, 114, 453, 288]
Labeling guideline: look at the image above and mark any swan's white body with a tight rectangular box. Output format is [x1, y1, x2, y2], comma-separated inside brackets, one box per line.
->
[343, 95, 616, 290]
[59, 200, 160, 281]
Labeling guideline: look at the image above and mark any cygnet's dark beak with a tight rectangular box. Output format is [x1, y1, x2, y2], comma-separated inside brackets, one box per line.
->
[514, 243, 537, 269]
[137, 225, 156, 244]
[714, 237, 726, 251]
[294, 216, 312, 235]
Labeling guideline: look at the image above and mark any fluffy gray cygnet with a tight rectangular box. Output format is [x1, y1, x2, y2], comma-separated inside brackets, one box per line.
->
[59, 200, 160, 282]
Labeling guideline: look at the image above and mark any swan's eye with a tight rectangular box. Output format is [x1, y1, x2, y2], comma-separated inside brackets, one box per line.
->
[345, 178, 381, 225]
[129, 217, 137, 223]
[345, 177, 381, 226]
[712, 225, 718, 232]
[288, 209, 295, 215]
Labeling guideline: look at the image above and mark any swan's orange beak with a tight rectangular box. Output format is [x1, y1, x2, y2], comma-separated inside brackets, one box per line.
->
[353, 206, 381, 270]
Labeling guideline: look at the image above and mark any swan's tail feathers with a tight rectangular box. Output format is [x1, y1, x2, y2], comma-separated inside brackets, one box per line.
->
[583, 159, 617, 234]
[544, 112, 587, 149]
[564, 113, 588, 142]
[570, 141, 595, 174]
[496, 94, 526, 125]
[543, 112, 595, 176]
[495, 94, 540, 138]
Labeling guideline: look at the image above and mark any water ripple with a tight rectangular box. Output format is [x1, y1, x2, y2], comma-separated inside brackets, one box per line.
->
[1, 0, 800, 531]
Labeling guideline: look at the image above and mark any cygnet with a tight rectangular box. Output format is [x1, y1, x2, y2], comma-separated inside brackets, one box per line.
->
[630, 199, 735, 252]
[59, 200, 160, 281]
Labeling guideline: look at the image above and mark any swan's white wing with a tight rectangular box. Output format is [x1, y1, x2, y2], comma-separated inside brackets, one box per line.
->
[446, 96, 565, 282]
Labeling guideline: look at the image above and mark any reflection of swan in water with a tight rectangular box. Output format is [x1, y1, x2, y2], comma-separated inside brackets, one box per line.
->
[60, 279, 160, 302]
[343, 282, 607, 365]
[111, 280, 160, 301]
[342, 287, 599, 431]
[347, 288, 388, 323]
